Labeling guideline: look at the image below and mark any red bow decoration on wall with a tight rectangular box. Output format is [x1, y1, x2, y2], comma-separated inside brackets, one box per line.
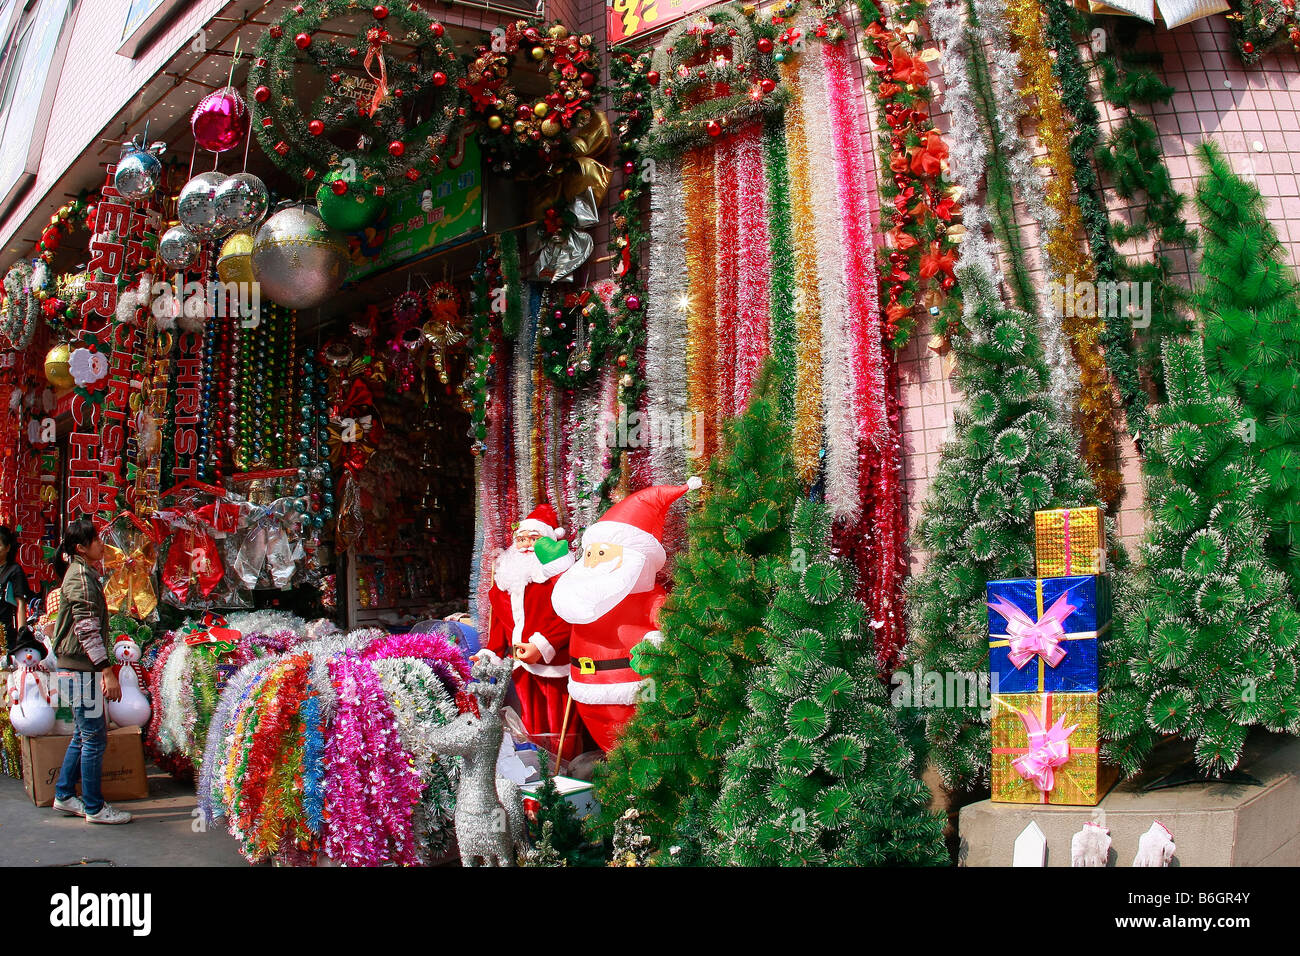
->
[909, 130, 948, 177]
[329, 378, 384, 477]
[919, 241, 957, 281]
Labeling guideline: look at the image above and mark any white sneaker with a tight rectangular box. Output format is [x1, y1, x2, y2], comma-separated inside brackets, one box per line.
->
[85, 803, 132, 825]
[52, 796, 85, 817]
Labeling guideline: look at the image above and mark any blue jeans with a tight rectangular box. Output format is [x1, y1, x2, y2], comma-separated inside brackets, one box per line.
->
[54, 671, 107, 815]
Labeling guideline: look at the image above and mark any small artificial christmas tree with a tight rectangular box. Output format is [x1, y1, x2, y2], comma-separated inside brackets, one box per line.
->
[593, 363, 797, 842]
[524, 821, 565, 867]
[907, 267, 1100, 791]
[528, 754, 603, 866]
[608, 801, 654, 867]
[1102, 339, 1300, 776]
[713, 499, 948, 865]
[1193, 141, 1300, 598]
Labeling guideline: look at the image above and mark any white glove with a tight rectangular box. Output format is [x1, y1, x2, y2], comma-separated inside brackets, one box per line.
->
[1133, 821, 1175, 867]
[1071, 822, 1111, 867]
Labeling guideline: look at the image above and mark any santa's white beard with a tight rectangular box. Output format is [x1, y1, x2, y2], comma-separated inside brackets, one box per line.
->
[494, 546, 547, 596]
[551, 549, 649, 624]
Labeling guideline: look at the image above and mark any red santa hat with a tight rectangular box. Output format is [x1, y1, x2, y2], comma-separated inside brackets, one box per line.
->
[517, 502, 564, 540]
[581, 477, 702, 570]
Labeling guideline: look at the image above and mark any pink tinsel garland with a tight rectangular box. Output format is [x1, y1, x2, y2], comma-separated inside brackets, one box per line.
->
[323, 651, 425, 867]
[734, 123, 773, 411]
[360, 632, 472, 688]
[714, 136, 741, 420]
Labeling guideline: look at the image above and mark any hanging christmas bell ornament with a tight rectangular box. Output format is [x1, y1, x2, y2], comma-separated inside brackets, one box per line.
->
[44, 342, 74, 389]
[113, 138, 166, 201]
[159, 225, 201, 270]
[251, 203, 350, 310]
[177, 171, 230, 241]
[213, 172, 269, 233]
[315, 170, 388, 232]
[191, 86, 250, 153]
[216, 230, 257, 284]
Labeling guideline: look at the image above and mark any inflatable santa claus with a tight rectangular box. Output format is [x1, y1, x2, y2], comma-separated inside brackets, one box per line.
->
[551, 478, 700, 751]
[486, 503, 583, 759]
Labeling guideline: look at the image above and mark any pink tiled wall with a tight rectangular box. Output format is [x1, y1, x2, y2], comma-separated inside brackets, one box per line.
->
[885, 13, 1300, 572]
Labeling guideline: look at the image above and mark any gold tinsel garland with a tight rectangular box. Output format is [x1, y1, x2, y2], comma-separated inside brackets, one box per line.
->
[1006, 0, 1123, 507]
[683, 148, 720, 466]
[780, 59, 825, 488]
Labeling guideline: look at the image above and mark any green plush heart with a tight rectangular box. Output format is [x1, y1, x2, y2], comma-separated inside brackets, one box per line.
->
[533, 536, 569, 566]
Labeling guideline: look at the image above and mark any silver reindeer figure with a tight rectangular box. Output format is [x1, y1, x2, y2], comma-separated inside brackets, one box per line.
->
[426, 650, 528, 867]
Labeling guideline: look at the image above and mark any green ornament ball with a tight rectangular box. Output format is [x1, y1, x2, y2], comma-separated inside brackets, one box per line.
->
[315, 172, 388, 232]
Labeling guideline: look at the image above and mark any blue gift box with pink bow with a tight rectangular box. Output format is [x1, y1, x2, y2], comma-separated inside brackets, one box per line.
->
[986, 574, 1111, 694]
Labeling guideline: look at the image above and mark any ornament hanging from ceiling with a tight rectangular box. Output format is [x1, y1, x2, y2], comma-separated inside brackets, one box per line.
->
[177, 171, 231, 241]
[113, 137, 167, 201]
[315, 168, 387, 232]
[159, 225, 201, 271]
[213, 172, 269, 234]
[251, 202, 349, 310]
[247, 0, 466, 193]
[192, 86, 251, 154]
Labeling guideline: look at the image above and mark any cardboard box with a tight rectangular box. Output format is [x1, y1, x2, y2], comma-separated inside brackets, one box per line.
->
[1035, 506, 1106, 577]
[986, 574, 1110, 693]
[19, 726, 149, 807]
[991, 692, 1116, 806]
[520, 775, 598, 820]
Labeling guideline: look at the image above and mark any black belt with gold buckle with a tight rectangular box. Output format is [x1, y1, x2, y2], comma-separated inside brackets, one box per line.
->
[575, 656, 632, 675]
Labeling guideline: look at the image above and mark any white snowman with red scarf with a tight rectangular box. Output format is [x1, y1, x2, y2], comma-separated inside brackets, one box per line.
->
[7, 632, 56, 737]
[106, 634, 151, 729]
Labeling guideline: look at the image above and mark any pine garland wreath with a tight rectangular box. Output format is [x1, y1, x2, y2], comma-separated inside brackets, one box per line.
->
[1102, 340, 1300, 776]
[593, 363, 796, 843]
[1, 261, 42, 351]
[248, 0, 466, 190]
[907, 261, 1099, 791]
[714, 499, 947, 866]
[537, 286, 615, 387]
[1232, 0, 1300, 62]
[599, 50, 654, 510]
[647, 4, 788, 160]
[461, 19, 602, 181]
[1193, 140, 1300, 598]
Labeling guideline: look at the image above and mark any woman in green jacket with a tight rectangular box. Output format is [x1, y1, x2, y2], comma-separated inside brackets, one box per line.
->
[50, 516, 131, 825]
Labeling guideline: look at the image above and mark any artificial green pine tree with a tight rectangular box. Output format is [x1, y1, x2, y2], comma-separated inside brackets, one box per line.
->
[528, 754, 603, 866]
[1193, 141, 1300, 597]
[523, 821, 565, 867]
[593, 363, 796, 843]
[907, 268, 1100, 791]
[713, 499, 947, 866]
[1102, 339, 1300, 776]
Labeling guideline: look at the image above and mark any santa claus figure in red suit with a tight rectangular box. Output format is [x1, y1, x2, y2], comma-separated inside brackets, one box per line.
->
[551, 477, 701, 751]
[486, 503, 584, 760]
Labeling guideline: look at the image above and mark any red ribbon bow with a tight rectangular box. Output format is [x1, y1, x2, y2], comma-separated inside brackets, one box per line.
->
[364, 28, 391, 117]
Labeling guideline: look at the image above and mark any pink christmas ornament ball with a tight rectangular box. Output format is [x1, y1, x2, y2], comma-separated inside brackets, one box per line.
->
[192, 86, 250, 153]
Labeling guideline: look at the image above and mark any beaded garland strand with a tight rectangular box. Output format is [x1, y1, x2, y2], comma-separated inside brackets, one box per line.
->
[198, 312, 232, 484]
[296, 348, 336, 534]
[236, 304, 296, 470]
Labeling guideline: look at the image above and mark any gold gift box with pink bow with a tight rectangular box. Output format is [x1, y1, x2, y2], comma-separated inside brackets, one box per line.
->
[991, 692, 1117, 806]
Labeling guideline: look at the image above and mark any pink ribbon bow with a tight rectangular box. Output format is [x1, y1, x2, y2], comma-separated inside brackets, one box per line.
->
[987, 591, 1077, 670]
[1012, 709, 1078, 793]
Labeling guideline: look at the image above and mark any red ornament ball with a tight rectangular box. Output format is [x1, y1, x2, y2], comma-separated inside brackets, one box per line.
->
[706, 120, 722, 137]
[309, 119, 325, 135]
[431, 22, 445, 37]
[295, 32, 311, 49]
[389, 140, 405, 157]
[625, 295, 641, 311]
[432, 71, 447, 87]
[624, 161, 635, 175]
[373, 5, 389, 18]
[580, 72, 595, 87]
[1243, 41, 1254, 53]
[331, 180, 348, 196]
[253, 85, 271, 103]
[760, 78, 776, 94]
[647, 70, 660, 86]
[757, 37, 773, 53]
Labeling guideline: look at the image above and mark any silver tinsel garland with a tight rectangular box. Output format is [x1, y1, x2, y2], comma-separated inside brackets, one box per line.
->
[646, 159, 690, 486]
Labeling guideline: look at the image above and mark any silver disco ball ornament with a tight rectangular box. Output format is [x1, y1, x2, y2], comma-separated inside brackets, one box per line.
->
[251, 203, 349, 310]
[158, 225, 200, 270]
[176, 171, 228, 241]
[113, 140, 164, 201]
[213, 172, 268, 233]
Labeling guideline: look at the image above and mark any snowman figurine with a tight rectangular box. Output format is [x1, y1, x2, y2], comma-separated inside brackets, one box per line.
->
[7, 633, 56, 737]
[106, 634, 151, 729]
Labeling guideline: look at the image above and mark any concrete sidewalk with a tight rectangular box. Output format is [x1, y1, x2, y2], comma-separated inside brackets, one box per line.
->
[0, 764, 247, 867]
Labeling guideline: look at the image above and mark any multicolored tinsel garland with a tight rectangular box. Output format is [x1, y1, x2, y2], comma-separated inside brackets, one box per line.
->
[799, 45, 860, 520]
[763, 123, 798, 423]
[778, 60, 825, 488]
[1003, 0, 1122, 506]
[969, 0, 1074, 411]
[511, 287, 538, 516]
[732, 125, 773, 416]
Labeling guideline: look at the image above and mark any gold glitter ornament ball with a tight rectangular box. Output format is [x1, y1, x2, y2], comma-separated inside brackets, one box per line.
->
[217, 230, 257, 285]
